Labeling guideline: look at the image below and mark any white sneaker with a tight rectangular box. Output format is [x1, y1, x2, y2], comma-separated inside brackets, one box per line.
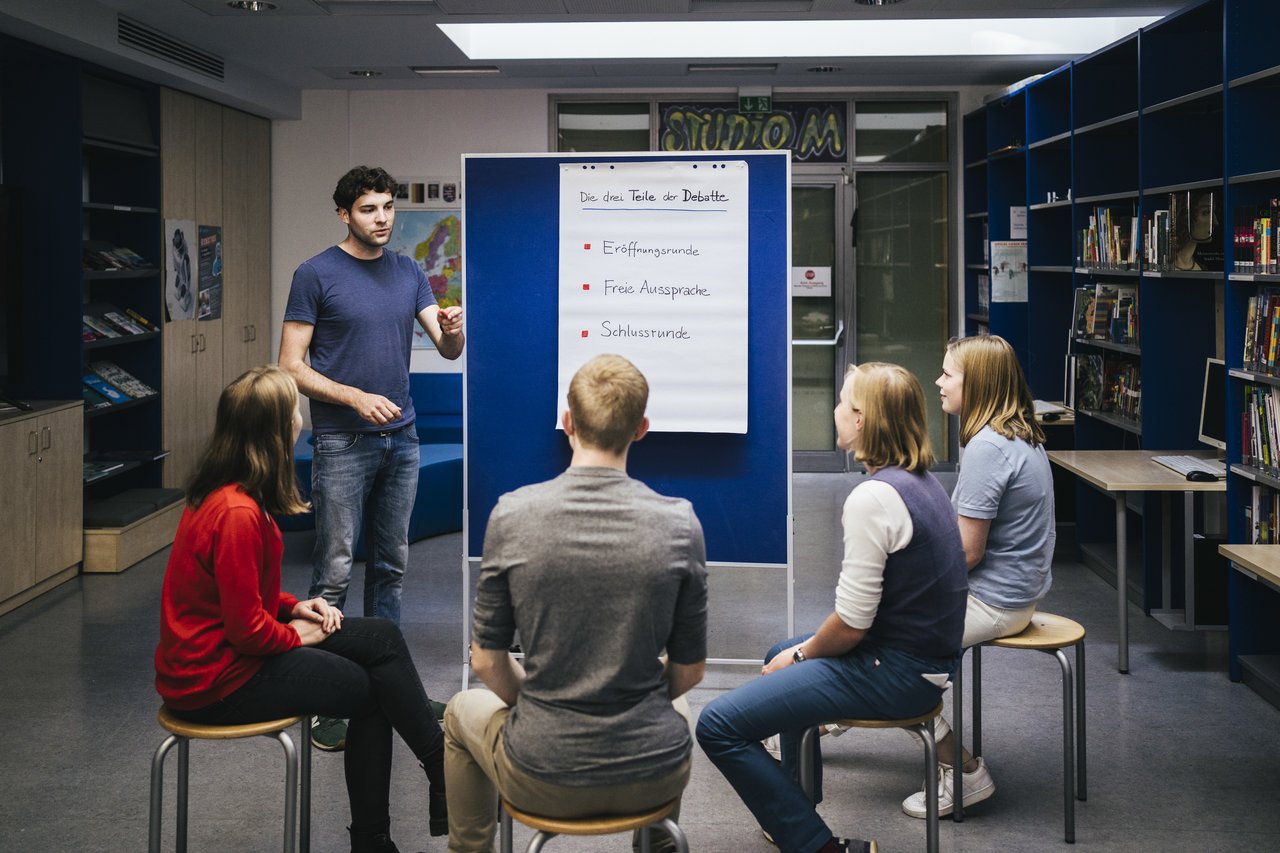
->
[901, 757, 995, 818]
[762, 734, 781, 760]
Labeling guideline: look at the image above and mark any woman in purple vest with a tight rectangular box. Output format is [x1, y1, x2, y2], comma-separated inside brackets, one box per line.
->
[697, 362, 968, 853]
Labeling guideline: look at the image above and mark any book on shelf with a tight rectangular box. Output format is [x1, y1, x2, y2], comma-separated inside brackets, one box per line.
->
[1072, 353, 1104, 411]
[82, 315, 120, 338]
[1070, 283, 1139, 345]
[82, 373, 129, 404]
[1243, 287, 1280, 374]
[81, 243, 155, 272]
[125, 308, 159, 332]
[88, 360, 157, 398]
[103, 311, 147, 335]
[1243, 383, 1280, 472]
[1247, 485, 1280, 544]
[1233, 200, 1280, 274]
[1078, 204, 1137, 270]
[1102, 356, 1142, 421]
[82, 323, 99, 343]
[81, 385, 113, 410]
[976, 273, 990, 315]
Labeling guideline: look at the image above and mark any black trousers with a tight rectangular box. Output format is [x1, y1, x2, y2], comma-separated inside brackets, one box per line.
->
[175, 617, 444, 831]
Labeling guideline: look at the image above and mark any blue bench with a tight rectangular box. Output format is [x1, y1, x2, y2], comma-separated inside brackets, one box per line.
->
[278, 373, 463, 555]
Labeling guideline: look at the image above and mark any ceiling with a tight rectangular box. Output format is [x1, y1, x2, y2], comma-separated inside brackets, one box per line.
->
[0, 0, 1185, 118]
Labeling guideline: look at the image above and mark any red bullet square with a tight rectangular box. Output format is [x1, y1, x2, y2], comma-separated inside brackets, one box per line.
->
[582, 283, 590, 290]
[581, 330, 589, 338]
[583, 243, 591, 250]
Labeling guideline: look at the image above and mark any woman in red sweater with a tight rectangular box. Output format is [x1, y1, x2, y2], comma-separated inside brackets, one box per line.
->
[154, 366, 445, 853]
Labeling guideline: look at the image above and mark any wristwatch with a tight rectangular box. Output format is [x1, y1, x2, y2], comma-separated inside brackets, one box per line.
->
[792, 646, 807, 664]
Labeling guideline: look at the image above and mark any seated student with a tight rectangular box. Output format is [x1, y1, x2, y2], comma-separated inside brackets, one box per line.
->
[903, 334, 1056, 817]
[697, 362, 968, 853]
[443, 354, 707, 853]
[153, 366, 447, 853]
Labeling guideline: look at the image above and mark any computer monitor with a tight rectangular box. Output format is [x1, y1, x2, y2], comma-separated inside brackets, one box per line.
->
[1199, 357, 1226, 452]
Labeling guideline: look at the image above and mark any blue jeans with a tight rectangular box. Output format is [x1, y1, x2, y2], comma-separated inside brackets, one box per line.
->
[310, 425, 419, 624]
[697, 634, 953, 853]
[173, 618, 444, 833]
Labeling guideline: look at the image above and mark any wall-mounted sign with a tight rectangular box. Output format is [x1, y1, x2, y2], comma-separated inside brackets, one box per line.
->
[791, 265, 832, 297]
[658, 101, 847, 163]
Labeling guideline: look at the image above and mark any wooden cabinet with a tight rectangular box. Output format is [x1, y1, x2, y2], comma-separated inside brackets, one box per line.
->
[160, 91, 271, 489]
[0, 402, 83, 616]
[222, 107, 273, 383]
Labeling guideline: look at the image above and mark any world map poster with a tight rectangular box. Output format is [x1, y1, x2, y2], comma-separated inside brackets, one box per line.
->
[388, 209, 462, 349]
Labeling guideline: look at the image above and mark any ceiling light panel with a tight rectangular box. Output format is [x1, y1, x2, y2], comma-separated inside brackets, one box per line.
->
[179, 0, 326, 15]
[438, 17, 1162, 60]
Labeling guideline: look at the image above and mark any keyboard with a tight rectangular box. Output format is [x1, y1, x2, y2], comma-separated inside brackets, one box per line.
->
[1151, 455, 1227, 478]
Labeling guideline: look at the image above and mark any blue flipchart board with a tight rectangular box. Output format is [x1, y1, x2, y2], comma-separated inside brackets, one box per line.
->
[463, 152, 791, 567]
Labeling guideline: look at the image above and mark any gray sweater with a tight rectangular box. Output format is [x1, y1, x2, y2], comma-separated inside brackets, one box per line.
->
[473, 466, 708, 786]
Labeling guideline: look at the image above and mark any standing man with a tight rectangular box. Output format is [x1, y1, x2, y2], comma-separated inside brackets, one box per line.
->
[444, 354, 707, 853]
[281, 166, 464, 750]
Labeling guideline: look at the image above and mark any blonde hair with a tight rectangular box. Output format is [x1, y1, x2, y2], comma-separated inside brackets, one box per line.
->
[567, 354, 648, 454]
[947, 335, 1045, 448]
[845, 362, 934, 473]
[186, 366, 309, 516]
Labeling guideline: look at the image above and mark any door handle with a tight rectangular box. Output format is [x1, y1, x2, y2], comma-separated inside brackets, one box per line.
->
[191, 334, 199, 354]
[28, 429, 38, 455]
[41, 426, 51, 450]
[792, 320, 845, 347]
[199, 333, 206, 352]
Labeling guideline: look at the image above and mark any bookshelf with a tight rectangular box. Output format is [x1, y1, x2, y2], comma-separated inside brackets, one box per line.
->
[1222, 0, 1280, 698]
[966, 0, 1246, 675]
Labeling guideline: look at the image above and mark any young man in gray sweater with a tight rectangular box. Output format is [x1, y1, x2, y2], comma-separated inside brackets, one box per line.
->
[443, 354, 708, 853]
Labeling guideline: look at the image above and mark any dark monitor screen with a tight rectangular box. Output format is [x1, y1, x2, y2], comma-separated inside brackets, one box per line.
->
[1199, 357, 1226, 452]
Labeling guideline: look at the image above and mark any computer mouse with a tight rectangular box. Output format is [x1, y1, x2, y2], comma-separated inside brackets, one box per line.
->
[1186, 470, 1217, 482]
[1042, 412, 1060, 422]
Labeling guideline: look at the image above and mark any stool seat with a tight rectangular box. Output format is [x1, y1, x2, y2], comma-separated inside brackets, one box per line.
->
[501, 799, 678, 836]
[157, 707, 302, 740]
[824, 703, 942, 731]
[988, 612, 1085, 651]
[149, 705, 312, 853]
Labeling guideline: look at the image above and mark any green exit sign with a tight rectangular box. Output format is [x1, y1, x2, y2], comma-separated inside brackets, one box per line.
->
[738, 94, 772, 114]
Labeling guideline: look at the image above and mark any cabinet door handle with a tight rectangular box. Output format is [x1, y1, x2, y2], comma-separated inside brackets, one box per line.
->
[191, 334, 199, 353]
[243, 325, 250, 343]
[199, 333, 206, 352]
[28, 429, 38, 455]
[41, 426, 51, 450]
[250, 324, 257, 342]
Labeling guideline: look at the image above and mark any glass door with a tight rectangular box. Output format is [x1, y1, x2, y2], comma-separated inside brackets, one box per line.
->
[792, 180, 852, 472]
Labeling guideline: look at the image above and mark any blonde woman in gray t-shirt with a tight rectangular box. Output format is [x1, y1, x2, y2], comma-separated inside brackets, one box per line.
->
[904, 334, 1057, 819]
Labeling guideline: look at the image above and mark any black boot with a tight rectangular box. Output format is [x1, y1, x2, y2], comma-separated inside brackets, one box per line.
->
[348, 824, 402, 853]
[420, 761, 449, 836]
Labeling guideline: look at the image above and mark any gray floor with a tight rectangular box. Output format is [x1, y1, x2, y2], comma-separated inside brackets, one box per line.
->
[2, 473, 1278, 852]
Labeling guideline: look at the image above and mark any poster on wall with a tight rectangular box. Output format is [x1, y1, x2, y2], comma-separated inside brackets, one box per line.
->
[557, 160, 750, 433]
[991, 240, 1028, 303]
[197, 224, 223, 321]
[164, 218, 196, 321]
[386, 209, 462, 349]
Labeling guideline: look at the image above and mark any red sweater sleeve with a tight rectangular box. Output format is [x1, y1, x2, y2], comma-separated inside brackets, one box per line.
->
[213, 505, 303, 656]
[155, 486, 300, 710]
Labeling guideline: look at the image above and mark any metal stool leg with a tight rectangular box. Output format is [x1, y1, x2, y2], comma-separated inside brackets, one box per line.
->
[176, 737, 190, 853]
[1076, 641, 1087, 801]
[500, 801, 513, 853]
[1054, 648, 1076, 844]
[275, 731, 299, 853]
[798, 727, 818, 802]
[527, 831, 557, 853]
[953, 647, 965, 822]
[300, 716, 312, 853]
[917, 720, 940, 853]
[638, 825, 651, 853]
[972, 644, 983, 757]
[149, 735, 179, 853]
[659, 817, 690, 853]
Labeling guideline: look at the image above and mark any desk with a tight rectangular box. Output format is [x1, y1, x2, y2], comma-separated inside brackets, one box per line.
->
[1047, 450, 1225, 673]
[1217, 544, 1280, 707]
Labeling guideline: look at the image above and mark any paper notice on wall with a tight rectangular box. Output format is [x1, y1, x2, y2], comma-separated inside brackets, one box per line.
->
[558, 161, 749, 433]
[792, 266, 832, 297]
[1010, 205, 1028, 240]
[991, 240, 1028, 303]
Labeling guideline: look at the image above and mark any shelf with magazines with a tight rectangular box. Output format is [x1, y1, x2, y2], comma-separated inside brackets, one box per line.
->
[962, 107, 990, 338]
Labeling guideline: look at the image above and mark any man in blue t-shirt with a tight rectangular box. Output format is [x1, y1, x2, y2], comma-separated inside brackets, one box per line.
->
[280, 166, 464, 750]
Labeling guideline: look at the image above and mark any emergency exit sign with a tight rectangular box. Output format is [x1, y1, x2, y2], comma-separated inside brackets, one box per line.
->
[738, 94, 773, 113]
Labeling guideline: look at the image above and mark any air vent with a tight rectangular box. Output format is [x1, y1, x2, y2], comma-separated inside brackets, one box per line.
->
[117, 15, 225, 81]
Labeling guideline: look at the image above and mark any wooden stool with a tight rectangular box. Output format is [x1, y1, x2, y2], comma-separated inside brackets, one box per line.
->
[799, 701, 945, 853]
[148, 706, 313, 853]
[499, 797, 688, 853]
[952, 611, 1086, 842]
